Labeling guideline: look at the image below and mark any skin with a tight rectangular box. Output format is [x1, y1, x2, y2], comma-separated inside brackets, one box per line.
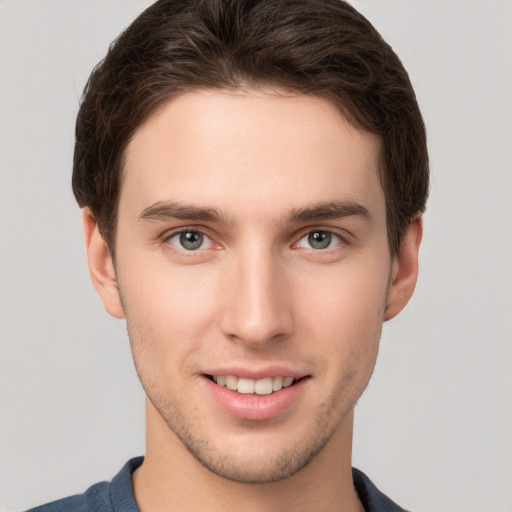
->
[84, 89, 422, 512]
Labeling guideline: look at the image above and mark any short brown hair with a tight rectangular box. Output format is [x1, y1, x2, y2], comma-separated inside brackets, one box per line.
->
[73, 0, 429, 255]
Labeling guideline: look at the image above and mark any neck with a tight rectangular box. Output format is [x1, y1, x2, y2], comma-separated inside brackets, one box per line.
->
[132, 400, 364, 512]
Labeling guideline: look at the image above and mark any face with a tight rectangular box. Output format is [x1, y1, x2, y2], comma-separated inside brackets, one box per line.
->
[86, 89, 419, 484]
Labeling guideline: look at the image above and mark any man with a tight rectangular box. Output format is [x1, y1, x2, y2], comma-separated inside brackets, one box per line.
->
[28, 0, 428, 510]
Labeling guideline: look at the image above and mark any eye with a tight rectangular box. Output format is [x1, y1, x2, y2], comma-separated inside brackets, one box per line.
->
[167, 230, 212, 251]
[296, 230, 342, 250]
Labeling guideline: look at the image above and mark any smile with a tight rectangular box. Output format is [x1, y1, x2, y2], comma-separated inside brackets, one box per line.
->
[210, 375, 296, 395]
[203, 372, 310, 420]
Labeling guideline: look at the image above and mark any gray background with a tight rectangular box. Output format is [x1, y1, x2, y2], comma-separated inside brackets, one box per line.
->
[1, 1, 511, 511]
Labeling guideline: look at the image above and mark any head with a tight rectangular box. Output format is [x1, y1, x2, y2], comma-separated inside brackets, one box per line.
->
[73, 0, 428, 258]
[76, 0, 428, 486]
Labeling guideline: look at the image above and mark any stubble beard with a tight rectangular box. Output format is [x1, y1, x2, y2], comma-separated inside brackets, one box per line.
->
[119, 277, 386, 485]
[134, 352, 376, 485]
[152, 393, 337, 484]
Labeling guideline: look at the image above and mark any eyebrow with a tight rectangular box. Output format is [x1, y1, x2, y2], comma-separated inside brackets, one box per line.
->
[138, 199, 372, 225]
[286, 200, 372, 224]
[138, 201, 224, 223]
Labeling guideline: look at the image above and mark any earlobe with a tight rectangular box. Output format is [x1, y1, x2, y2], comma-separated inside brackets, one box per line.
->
[82, 208, 125, 319]
[384, 214, 423, 321]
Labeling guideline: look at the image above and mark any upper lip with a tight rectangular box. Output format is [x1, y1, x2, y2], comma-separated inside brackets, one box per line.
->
[202, 366, 310, 380]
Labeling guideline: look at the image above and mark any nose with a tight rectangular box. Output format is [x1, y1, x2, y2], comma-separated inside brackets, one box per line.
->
[219, 244, 294, 347]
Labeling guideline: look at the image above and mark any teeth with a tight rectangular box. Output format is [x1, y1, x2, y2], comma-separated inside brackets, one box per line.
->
[254, 377, 273, 395]
[213, 375, 296, 395]
[283, 376, 294, 388]
[272, 376, 283, 391]
[237, 377, 255, 394]
[225, 375, 238, 391]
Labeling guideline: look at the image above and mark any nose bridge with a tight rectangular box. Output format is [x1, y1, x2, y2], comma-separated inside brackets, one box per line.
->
[221, 240, 292, 345]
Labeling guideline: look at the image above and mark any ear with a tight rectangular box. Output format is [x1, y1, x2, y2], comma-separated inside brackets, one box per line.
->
[384, 214, 423, 321]
[82, 208, 125, 319]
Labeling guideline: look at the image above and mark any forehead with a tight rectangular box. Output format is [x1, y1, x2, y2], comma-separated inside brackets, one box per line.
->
[121, 89, 384, 223]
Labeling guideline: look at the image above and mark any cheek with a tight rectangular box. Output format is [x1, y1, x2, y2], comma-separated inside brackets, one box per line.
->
[118, 260, 220, 362]
[296, 258, 390, 325]
[294, 261, 389, 367]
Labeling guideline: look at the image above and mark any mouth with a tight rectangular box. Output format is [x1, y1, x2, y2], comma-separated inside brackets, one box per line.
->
[202, 371, 311, 420]
[205, 374, 307, 395]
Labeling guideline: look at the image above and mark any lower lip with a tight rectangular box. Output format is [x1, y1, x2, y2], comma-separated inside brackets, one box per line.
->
[203, 377, 309, 421]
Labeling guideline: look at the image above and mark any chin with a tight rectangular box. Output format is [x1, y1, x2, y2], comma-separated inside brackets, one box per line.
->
[160, 408, 342, 485]
[187, 441, 330, 484]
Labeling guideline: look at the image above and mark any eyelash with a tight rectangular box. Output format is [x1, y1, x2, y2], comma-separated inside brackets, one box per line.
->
[163, 226, 348, 255]
[294, 230, 344, 251]
[164, 229, 217, 254]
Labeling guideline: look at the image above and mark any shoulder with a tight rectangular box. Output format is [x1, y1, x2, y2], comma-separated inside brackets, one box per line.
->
[24, 457, 143, 512]
[23, 481, 110, 512]
[352, 468, 411, 512]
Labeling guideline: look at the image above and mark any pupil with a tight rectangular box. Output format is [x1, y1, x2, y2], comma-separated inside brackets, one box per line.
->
[308, 231, 331, 249]
[180, 231, 203, 250]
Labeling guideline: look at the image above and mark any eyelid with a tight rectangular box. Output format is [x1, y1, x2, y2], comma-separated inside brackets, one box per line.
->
[160, 224, 351, 252]
[294, 225, 349, 241]
[162, 226, 221, 252]
[298, 231, 341, 249]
